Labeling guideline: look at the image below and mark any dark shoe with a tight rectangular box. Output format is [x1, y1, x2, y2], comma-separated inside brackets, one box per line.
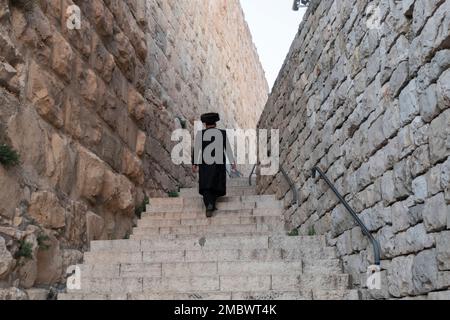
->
[206, 204, 214, 217]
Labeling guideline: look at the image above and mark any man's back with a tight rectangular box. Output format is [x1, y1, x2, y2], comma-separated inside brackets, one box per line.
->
[192, 113, 236, 217]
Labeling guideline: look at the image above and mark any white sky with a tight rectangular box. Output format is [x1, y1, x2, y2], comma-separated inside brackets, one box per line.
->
[240, 0, 306, 90]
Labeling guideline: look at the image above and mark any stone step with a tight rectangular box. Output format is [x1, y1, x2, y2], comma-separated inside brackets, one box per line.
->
[129, 290, 312, 300]
[58, 289, 360, 300]
[141, 208, 283, 220]
[137, 215, 284, 228]
[67, 273, 350, 294]
[58, 293, 125, 300]
[180, 187, 257, 197]
[125, 234, 329, 248]
[90, 235, 326, 252]
[77, 261, 305, 278]
[149, 195, 276, 205]
[146, 196, 282, 213]
[130, 231, 280, 241]
[77, 259, 341, 279]
[132, 223, 285, 237]
[227, 178, 255, 187]
[219, 195, 278, 203]
[271, 274, 350, 292]
[59, 290, 313, 300]
[312, 289, 361, 300]
[84, 247, 337, 265]
[303, 259, 342, 273]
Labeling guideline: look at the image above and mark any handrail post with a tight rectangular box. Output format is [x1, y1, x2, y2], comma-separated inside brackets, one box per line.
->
[312, 166, 381, 266]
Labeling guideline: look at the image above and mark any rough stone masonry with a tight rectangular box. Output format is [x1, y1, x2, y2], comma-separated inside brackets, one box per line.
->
[0, 0, 268, 298]
[257, 0, 450, 299]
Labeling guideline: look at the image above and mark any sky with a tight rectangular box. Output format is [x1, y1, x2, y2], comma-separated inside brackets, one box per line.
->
[240, 0, 306, 90]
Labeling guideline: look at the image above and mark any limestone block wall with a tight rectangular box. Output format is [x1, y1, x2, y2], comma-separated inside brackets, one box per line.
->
[257, 0, 450, 299]
[146, 0, 269, 130]
[0, 0, 267, 294]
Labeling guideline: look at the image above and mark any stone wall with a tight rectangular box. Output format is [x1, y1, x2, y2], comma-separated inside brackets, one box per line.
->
[0, 0, 267, 296]
[146, 0, 269, 130]
[257, 0, 450, 299]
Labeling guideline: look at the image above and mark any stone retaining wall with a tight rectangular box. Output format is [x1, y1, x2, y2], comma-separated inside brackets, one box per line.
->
[0, 0, 267, 294]
[257, 0, 450, 299]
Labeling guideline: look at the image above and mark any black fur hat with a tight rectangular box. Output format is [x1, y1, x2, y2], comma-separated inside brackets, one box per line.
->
[201, 113, 220, 125]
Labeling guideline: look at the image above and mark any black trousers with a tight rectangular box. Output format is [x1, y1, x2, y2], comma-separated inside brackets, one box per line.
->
[203, 190, 217, 209]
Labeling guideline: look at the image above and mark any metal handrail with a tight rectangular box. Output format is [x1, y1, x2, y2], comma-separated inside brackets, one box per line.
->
[312, 166, 381, 266]
[249, 164, 299, 207]
[249, 164, 256, 186]
[280, 167, 299, 206]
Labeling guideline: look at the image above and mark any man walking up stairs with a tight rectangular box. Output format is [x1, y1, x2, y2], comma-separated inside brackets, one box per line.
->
[59, 177, 361, 300]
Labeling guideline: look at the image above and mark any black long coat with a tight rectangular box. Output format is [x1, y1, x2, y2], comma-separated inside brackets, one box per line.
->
[193, 128, 234, 197]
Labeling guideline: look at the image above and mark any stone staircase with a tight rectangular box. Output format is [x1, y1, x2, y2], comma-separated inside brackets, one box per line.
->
[58, 178, 360, 300]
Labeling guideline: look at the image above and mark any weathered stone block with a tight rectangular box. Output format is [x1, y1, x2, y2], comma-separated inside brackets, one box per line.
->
[342, 252, 368, 286]
[426, 164, 443, 197]
[408, 145, 430, 177]
[91, 38, 115, 83]
[382, 100, 401, 138]
[381, 170, 396, 205]
[336, 230, 353, 256]
[75, 147, 106, 202]
[393, 160, 413, 199]
[127, 88, 148, 121]
[419, 84, 439, 122]
[436, 231, 450, 271]
[86, 211, 105, 242]
[412, 249, 439, 295]
[448, 208, 450, 229]
[0, 236, 13, 278]
[399, 80, 419, 125]
[437, 271, 450, 290]
[396, 126, 415, 159]
[28, 191, 65, 229]
[331, 204, 357, 237]
[412, 175, 428, 203]
[396, 224, 434, 256]
[441, 158, 450, 203]
[388, 255, 414, 297]
[409, 1, 450, 73]
[389, 61, 409, 98]
[429, 109, 450, 164]
[51, 33, 73, 82]
[26, 288, 49, 300]
[0, 288, 27, 300]
[437, 69, 450, 110]
[408, 204, 425, 226]
[0, 61, 20, 93]
[136, 131, 146, 157]
[26, 61, 64, 128]
[391, 201, 411, 233]
[412, 0, 445, 35]
[359, 203, 391, 232]
[423, 193, 448, 232]
[428, 290, 450, 300]
[78, 67, 103, 106]
[35, 233, 63, 285]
